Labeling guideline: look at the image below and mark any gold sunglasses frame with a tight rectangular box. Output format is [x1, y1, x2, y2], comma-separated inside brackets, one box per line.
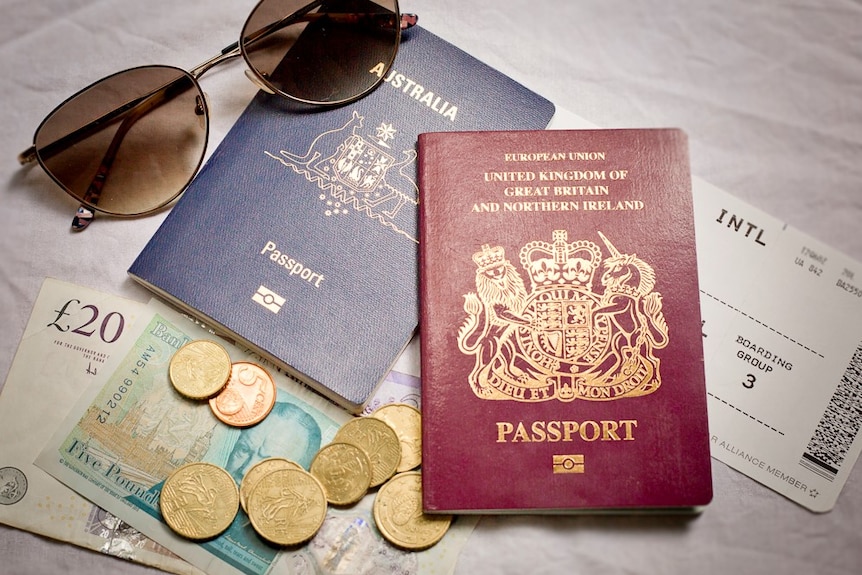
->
[18, 0, 416, 231]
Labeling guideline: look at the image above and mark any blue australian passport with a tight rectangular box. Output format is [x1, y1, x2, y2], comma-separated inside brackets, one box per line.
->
[129, 25, 555, 412]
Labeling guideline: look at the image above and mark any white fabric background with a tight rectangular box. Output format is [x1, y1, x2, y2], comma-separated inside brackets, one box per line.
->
[1, 0, 861, 573]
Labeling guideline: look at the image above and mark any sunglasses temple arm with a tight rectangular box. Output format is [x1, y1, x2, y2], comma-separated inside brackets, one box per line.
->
[239, 3, 415, 52]
[69, 116, 126, 232]
[97, 7, 419, 86]
[240, 0, 325, 49]
[188, 0, 328, 78]
[400, 13, 418, 30]
[190, 7, 416, 79]
[71, 80, 198, 231]
[18, 73, 199, 168]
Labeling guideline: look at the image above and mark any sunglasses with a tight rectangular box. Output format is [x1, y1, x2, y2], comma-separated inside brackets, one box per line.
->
[18, 0, 417, 232]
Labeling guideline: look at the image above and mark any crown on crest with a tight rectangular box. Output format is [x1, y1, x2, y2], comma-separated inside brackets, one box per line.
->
[472, 244, 506, 271]
[519, 230, 603, 289]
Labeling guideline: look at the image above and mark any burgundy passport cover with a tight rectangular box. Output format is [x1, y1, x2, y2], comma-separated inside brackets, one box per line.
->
[418, 129, 713, 513]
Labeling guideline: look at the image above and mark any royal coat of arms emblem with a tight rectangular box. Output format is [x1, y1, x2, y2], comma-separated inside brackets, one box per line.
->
[457, 230, 669, 402]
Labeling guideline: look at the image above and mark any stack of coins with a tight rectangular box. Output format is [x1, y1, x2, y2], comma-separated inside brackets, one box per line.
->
[238, 457, 301, 513]
[246, 467, 328, 546]
[169, 340, 278, 427]
[331, 416, 402, 488]
[309, 442, 371, 506]
[162, 340, 452, 551]
[367, 405, 452, 550]
[370, 402, 423, 473]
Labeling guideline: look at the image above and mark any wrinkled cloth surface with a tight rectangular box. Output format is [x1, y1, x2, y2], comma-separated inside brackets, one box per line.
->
[1, 1, 860, 574]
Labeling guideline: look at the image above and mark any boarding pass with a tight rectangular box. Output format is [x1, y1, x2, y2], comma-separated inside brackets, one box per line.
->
[695, 176, 862, 512]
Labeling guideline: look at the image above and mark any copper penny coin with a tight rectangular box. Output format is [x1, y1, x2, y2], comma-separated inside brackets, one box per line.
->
[209, 362, 276, 427]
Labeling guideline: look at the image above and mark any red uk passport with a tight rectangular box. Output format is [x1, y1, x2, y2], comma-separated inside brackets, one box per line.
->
[418, 129, 713, 513]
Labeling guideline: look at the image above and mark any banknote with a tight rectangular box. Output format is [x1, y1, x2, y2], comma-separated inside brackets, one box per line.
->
[361, 368, 421, 416]
[36, 300, 476, 575]
[0, 277, 202, 575]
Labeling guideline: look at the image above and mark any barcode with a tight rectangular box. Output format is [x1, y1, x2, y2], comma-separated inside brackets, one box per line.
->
[799, 341, 862, 481]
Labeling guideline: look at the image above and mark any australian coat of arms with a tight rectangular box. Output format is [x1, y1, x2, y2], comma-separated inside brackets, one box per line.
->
[457, 230, 669, 402]
[264, 111, 419, 243]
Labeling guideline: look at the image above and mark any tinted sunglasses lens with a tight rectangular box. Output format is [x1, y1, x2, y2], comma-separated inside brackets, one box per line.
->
[242, 0, 400, 105]
[34, 65, 207, 216]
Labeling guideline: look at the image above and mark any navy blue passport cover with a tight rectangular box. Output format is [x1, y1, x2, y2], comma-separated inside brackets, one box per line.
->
[129, 26, 555, 412]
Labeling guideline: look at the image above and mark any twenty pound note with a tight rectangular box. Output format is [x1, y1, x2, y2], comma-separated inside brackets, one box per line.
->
[695, 177, 862, 512]
[0, 278, 201, 574]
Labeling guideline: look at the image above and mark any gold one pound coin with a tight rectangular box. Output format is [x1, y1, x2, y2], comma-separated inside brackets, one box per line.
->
[334, 417, 401, 487]
[169, 340, 232, 399]
[310, 442, 372, 506]
[160, 462, 239, 541]
[239, 457, 302, 513]
[246, 467, 327, 546]
[373, 471, 451, 550]
[371, 403, 422, 472]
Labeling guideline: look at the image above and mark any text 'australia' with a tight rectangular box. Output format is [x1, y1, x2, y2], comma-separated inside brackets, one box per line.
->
[370, 63, 458, 121]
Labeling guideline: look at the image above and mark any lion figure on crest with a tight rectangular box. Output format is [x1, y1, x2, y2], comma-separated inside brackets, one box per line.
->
[457, 244, 531, 396]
